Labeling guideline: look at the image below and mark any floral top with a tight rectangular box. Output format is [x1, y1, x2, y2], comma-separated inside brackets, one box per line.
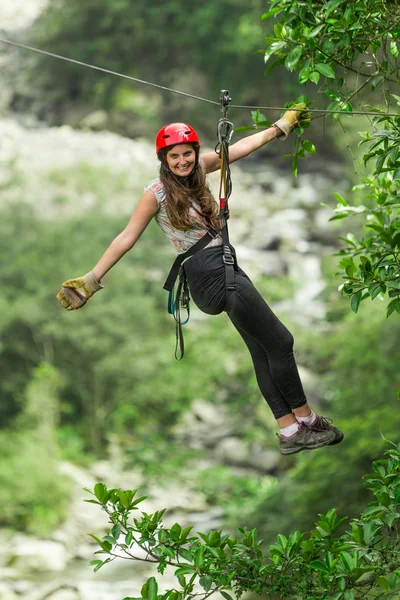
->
[144, 178, 223, 255]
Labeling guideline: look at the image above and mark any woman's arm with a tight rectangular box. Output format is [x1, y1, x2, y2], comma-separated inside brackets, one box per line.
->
[201, 125, 281, 174]
[200, 103, 309, 174]
[92, 190, 158, 280]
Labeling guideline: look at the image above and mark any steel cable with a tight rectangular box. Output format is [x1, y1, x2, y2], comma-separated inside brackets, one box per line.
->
[1, 36, 399, 118]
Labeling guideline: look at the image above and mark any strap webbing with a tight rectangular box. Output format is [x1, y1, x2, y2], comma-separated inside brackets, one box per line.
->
[163, 227, 219, 292]
[217, 127, 236, 291]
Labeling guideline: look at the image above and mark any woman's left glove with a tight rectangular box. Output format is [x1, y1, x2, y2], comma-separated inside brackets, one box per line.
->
[56, 271, 103, 310]
[273, 102, 310, 138]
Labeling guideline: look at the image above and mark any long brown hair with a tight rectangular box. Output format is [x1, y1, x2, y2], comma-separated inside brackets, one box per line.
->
[158, 145, 220, 231]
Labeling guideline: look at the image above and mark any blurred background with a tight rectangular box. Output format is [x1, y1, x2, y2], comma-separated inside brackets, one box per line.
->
[0, 1, 399, 599]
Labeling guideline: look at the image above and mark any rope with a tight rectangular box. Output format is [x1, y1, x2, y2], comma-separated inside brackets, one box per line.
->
[1, 36, 399, 119]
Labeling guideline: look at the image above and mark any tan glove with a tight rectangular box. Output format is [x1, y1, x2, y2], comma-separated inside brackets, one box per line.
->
[56, 271, 103, 311]
[274, 102, 310, 138]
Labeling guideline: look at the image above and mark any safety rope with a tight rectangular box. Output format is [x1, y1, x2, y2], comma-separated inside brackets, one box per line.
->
[216, 91, 236, 291]
[1, 36, 399, 119]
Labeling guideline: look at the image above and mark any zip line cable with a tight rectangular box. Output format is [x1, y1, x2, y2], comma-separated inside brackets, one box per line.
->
[1, 36, 400, 119]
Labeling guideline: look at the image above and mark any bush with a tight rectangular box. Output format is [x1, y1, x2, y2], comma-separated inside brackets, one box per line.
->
[86, 442, 400, 599]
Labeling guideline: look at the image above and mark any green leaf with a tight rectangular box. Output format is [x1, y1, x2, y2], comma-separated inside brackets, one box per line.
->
[285, 45, 303, 72]
[178, 548, 193, 562]
[351, 291, 362, 314]
[309, 23, 325, 38]
[175, 566, 196, 576]
[334, 192, 348, 206]
[390, 145, 399, 164]
[375, 154, 385, 174]
[94, 483, 107, 503]
[387, 298, 400, 317]
[90, 559, 104, 572]
[315, 63, 335, 78]
[88, 534, 112, 552]
[390, 40, 399, 58]
[194, 546, 205, 568]
[274, 23, 287, 39]
[393, 168, 400, 180]
[299, 66, 311, 84]
[362, 505, 384, 517]
[301, 140, 316, 153]
[324, 0, 343, 18]
[199, 575, 212, 592]
[221, 593, 234, 600]
[309, 560, 330, 573]
[118, 490, 130, 508]
[309, 71, 320, 84]
[146, 577, 158, 600]
[292, 154, 298, 177]
[261, 7, 282, 19]
[264, 41, 287, 63]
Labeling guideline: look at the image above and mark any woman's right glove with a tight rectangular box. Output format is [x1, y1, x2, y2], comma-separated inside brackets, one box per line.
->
[273, 102, 310, 138]
[56, 271, 103, 310]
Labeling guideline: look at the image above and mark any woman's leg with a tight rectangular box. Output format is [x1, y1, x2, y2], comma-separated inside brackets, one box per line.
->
[226, 274, 307, 412]
[230, 320, 293, 419]
[225, 272, 342, 452]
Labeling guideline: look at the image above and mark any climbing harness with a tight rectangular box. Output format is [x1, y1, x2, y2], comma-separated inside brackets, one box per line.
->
[164, 90, 236, 360]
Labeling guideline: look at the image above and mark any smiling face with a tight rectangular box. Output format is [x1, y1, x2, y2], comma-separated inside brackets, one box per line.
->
[165, 143, 196, 177]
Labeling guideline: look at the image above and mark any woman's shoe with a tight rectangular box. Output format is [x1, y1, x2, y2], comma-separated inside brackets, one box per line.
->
[308, 415, 344, 445]
[278, 422, 336, 455]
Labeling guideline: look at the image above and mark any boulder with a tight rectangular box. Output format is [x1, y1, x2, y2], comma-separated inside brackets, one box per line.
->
[6, 536, 69, 574]
[215, 436, 280, 472]
[0, 583, 17, 600]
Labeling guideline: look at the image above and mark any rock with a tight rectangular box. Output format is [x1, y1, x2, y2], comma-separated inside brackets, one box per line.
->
[173, 398, 235, 449]
[246, 208, 311, 251]
[43, 587, 81, 600]
[0, 1, 49, 32]
[6, 535, 69, 574]
[191, 398, 227, 426]
[80, 111, 109, 131]
[234, 246, 287, 279]
[214, 437, 280, 472]
[24, 583, 81, 600]
[0, 583, 18, 600]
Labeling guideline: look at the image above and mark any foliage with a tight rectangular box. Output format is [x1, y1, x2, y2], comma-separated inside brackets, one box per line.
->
[238, 96, 315, 177]
[28, 0, 267, 127]
[86, 442, 400, 599]
[260, 0, 400, 316]
[0, 363, 70, 533]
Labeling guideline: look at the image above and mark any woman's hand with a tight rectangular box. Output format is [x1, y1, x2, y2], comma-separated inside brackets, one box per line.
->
[273, 103, 310, 137]
[56, 271, 103, 310]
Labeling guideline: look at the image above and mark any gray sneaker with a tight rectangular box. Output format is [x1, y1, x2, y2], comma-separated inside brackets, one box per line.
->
[308, 415, 344, 446]
[278, 422, 336, 455]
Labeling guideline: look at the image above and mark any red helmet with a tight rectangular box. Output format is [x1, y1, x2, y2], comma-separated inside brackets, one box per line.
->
[155, 123, 199, 155]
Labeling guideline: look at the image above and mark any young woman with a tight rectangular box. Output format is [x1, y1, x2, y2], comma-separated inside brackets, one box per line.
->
[57, 105, 343, 455]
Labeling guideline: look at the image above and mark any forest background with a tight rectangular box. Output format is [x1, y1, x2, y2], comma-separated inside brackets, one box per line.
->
[1, 0, 400, 598]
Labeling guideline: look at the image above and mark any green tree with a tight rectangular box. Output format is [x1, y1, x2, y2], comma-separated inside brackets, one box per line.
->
[0, 363, 69, 533]
[253, 0, 400, 317]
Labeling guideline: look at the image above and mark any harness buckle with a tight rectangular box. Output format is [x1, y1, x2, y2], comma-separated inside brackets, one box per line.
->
[222, 246, 235, 265]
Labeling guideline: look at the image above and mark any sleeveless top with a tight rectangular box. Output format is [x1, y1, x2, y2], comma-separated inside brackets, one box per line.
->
[143, 178, 223, 255]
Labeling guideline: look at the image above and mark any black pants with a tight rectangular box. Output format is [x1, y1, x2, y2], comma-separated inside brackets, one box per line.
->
[183, 246, 307, 419]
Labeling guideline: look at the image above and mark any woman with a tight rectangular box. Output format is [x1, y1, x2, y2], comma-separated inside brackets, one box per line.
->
[57, 105, 343, 455]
